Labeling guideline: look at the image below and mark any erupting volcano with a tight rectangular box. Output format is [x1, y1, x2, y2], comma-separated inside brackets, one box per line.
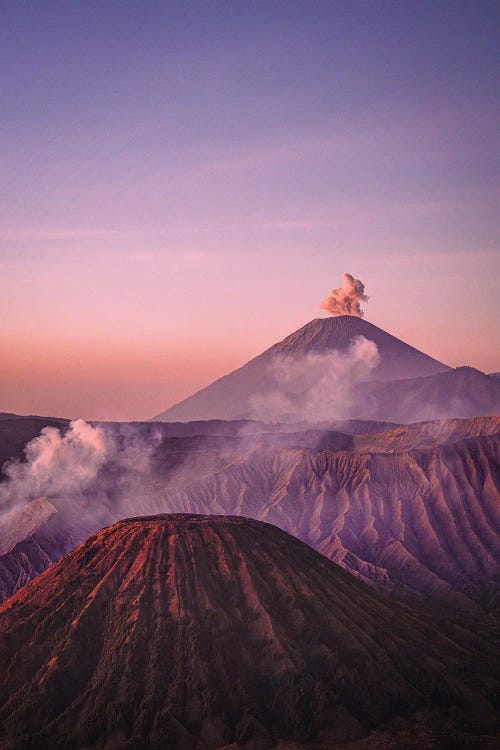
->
[2, 4, 498, 749]
[154, 315, 453, 422]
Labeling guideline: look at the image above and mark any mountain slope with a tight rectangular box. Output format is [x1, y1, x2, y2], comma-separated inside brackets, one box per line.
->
[0, 514, 498, 749]
[360, 366, 500, 423]
[162, 434, 500, 608]
[0, 497, 56, 556]
[154, 316, 450, 422]
[353, 414, 500, 452]
[0, 425, 498, 608]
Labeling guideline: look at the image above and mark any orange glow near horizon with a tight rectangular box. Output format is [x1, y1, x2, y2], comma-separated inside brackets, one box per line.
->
[2, 4, 498, 420]
[2, 292, 499, 422]
[1, 335, 254, 420]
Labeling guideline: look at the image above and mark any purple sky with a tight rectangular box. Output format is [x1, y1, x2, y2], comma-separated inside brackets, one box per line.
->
[1, 1, 499, 420]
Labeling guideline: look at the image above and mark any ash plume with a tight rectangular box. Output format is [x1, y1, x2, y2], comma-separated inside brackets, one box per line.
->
[320, 273, 369, 317]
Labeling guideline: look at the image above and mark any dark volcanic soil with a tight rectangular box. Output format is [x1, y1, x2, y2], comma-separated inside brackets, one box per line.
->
[0, 514, 498, 749]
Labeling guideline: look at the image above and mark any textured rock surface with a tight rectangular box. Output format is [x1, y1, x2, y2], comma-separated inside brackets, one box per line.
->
[0, 526, 66, 603]
[161, 434, 500, 608]
[0, 497, 56, 556]
[0, 515, 498, 750]
[0, 421, 498, 608]
[353, 415, 500, 452]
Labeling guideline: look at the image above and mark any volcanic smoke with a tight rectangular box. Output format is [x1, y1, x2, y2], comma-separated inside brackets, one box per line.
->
[320, 273, 368, 317]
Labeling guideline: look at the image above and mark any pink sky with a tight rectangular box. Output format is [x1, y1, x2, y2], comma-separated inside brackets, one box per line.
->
[2, 3, 499, 420]
[2, 242, 499, 421]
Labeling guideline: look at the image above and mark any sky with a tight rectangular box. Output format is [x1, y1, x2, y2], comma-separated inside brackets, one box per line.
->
[1, 0, 499, 420]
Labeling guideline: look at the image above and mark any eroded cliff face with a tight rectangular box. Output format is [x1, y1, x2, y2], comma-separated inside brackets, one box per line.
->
[0, 515, 497, 750]
[0, 422, 498, 608]
[0, 497, 56, 556]
[353, 414, 500, 452]
[157, 434, 499, 608]
[0, 530, 64, 603]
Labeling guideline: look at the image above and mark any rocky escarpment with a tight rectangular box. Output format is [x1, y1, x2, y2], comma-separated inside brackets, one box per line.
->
[0, 515, 498, 750]
[0, 415, 397, 473]
[0, 526, 65, 603]
[0, 497, 56, 556]
[0, 424, 498, 608]
[159, 434, 500, 609]
[354, 414, 500, 452]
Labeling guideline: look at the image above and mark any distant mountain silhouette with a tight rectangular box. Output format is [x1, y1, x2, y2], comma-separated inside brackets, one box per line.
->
[358, 366, 500, 422]
[154, 316, 451, 421]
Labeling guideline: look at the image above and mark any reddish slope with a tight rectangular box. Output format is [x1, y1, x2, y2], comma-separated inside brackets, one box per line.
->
[162, 434, 500, 608]
[0, 515, 498, 750]
[0, 429, 498, 607]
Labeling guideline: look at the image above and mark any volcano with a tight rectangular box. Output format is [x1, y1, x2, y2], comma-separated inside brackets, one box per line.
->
[154, 316, 450, 422]
[0, 514, 498, 749]
[1, 417, 498, 607]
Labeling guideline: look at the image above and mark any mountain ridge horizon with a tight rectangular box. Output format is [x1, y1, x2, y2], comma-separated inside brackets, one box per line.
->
[154, 315, 452, 422]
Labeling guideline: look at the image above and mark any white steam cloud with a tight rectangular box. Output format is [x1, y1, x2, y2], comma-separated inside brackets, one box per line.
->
[0, 420, 108, 510]
[320, 273, 368, 317]
[0, 338, 378, 556]
[250, 336, 380, 422]
[0, 419, 163, 534]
